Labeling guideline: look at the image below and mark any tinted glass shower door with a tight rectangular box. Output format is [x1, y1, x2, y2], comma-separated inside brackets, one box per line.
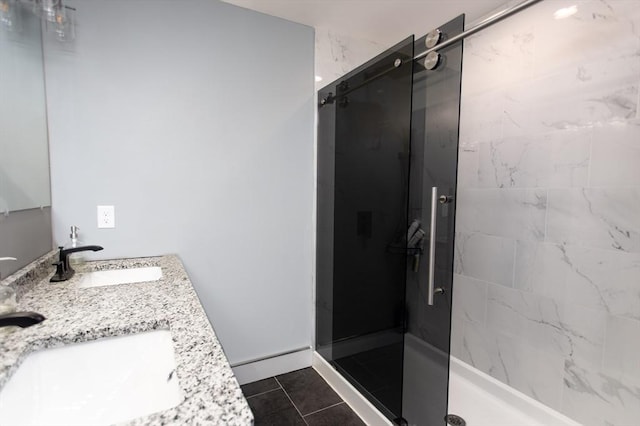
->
[402, 15, 465, 426]
[317, 36, 415, 421]
[317, 15, 464, 424]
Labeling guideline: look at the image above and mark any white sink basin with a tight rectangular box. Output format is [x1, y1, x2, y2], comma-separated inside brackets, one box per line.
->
[77, 266, 162, 288]
[0, 330, 182, 426]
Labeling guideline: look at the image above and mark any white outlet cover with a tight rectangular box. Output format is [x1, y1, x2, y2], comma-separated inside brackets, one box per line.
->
[97, 205, 115, 229]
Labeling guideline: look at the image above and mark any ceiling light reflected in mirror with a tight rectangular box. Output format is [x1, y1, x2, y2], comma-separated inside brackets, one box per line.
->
[553, 5, 578, 19]
[0, 0, 74, 41]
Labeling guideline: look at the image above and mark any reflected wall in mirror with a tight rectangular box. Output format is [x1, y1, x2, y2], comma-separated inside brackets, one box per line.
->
[0, 0, 51, 214]
[0, 1, 53, 279]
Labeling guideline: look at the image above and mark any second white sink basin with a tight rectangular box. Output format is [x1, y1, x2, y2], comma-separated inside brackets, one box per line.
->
[0, 330, 182, 426]
[77, 266, 162, 288]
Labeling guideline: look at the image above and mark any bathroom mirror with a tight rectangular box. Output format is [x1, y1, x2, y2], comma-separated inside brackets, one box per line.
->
[0, 2, 52, 214]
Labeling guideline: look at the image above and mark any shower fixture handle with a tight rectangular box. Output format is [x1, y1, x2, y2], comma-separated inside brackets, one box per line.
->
[412, 252, 421, 273]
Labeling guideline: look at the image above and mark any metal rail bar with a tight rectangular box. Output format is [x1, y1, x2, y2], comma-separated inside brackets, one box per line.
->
[413, 0, 544, 62]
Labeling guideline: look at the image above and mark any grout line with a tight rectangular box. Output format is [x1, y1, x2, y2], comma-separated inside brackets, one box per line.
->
[245, 387, 282, 400]
[511, 238, 517, 288]
[586, 128, 594, 187]
[303, 401, 344, 418]
[275, 377, 309, 426]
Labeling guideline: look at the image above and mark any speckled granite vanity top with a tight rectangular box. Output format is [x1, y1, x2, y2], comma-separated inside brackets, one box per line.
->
[0, 251, 253, 425]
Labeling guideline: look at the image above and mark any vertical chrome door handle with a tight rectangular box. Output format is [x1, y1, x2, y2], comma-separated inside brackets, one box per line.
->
[428, 187, 438, 306]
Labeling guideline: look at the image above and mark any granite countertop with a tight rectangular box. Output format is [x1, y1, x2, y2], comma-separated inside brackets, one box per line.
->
[0, 251, 253, 425]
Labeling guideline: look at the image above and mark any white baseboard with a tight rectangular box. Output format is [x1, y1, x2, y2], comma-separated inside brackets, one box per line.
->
[232, 348, 312, 385]
[312, 351, 392, 426]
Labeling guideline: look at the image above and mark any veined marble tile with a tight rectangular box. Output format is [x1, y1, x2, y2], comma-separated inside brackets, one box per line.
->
[491, 331, 565, 411]
[515, 241, 639, 321]
[559, 303, 607, 371]
[456, 318, 494, 374]
[463, 0, 640, 142]
[486, 282, 607, 371]
[515, 242, 611, 365]
[528, 48, 640, 106]
[546, 187, 640, 252]
[570, 50, 640, 96]
[456, 188, 547, 241]
[477, 131, 590, 188]
[449, 310, 465, 361]
[590, 123, 640, 187]
[545, 130, 592, 187]
[502, 53, 639, 135]
[514, 241, 572, 301]
[562, 360, 640, 426]
[500, 78, 554, 139]
[514, 241, 640, 321]
[454, 232, 515, 287]
[515, 240, 640, 320]
[503, 74, 638, 134]
[457, 319, 565, 410]
[314, 27, 383, 89]
[457, 141, 479, 188]
[452, 274, 488, 324]
[563, 245, 640, 321]
[533, 0, 640, 76]
[458, 92, 503, 145]
[462, 23, 535, 95]
[452, 1, 640, 423]
[486, 283, 566, 355]
[603, 315, 640, 387]
[537, 83, 638, 131]
[477, 137, 548, 188]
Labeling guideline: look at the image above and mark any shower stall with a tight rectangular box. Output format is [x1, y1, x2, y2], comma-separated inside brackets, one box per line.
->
[316, 13, 465, 426]
[316, 0, 640, 425]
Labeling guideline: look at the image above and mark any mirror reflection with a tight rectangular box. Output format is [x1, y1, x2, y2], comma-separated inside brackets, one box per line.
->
[0, 1, 51, 214]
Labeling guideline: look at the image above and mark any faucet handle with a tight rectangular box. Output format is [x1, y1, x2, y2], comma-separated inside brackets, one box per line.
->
[50, 261, 66, 283]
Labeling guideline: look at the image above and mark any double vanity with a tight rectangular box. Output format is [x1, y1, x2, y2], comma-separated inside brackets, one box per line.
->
[0, 251, 253, 425]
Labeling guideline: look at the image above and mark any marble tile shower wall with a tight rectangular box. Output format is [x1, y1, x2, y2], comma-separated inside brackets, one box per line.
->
[315, 27, 383, 90]
[450, 1, 640, 425]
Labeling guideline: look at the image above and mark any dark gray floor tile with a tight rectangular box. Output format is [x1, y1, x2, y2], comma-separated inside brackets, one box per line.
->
[255, 408, 307, 426]
[247, 388, 291, 413]
[334, 356, 386, 392]
[241, 377, 280, 397]
[247, 388, 306, 426]
[304, 402, 366, 426]
[276, 368, 342, 415]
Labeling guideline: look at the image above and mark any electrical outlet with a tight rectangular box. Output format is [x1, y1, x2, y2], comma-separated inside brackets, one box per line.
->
[97, 205, 115, 228]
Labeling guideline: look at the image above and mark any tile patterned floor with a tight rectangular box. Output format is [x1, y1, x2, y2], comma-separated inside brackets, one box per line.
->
[241, 367, 367, 426]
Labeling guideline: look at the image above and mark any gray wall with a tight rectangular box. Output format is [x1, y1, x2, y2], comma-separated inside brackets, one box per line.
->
[0, 208, 52, 279]
[44, 0, 314, 364]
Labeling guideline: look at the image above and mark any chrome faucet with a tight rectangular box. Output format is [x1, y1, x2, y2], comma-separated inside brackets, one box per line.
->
[50, 245, 104, 282]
